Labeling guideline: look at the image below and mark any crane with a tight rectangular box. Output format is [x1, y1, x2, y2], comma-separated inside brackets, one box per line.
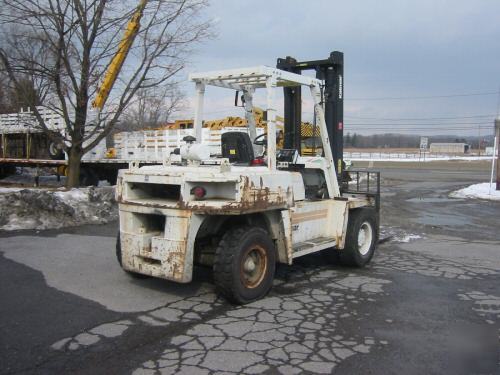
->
[92, 0, 148, 110]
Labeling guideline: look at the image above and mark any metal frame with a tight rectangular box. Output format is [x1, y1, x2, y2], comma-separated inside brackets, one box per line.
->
[189, 66, 341, 191]
[342, 169, 381, 213]
[277, 52, 344, 175]
[189, 66, 321, 90]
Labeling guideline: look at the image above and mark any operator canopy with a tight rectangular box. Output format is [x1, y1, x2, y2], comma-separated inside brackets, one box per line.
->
[189, 66, 322, 89]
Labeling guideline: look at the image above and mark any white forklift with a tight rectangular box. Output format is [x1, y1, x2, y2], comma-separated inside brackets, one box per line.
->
[116, 61, 380, 304]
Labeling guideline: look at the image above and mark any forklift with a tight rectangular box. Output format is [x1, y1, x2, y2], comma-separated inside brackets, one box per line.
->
[115, 54, 381, 304]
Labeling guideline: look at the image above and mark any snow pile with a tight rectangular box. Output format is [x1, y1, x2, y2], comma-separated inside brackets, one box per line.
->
[450, 183, 500, 201]
[0, 186, 117, 231]
[0, 187, 24, 193]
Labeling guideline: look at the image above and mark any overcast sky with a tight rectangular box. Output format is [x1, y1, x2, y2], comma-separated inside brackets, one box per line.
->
[179, 0, 500, 136]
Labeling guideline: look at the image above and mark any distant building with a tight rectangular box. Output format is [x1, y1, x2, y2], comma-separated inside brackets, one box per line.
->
[429, 143, 470, 154]
[485, 146, 498, 156]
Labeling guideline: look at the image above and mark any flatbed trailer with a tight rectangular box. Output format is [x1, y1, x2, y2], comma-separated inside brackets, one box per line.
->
[0, 157, 160, 186]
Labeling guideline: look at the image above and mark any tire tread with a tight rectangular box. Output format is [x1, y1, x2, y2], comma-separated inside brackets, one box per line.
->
[340, 208, 378, 267]
[213, 226, 273, 304]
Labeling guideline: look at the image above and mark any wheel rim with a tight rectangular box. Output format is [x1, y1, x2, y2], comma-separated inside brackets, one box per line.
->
[49, 142, 58, 156]
[357, 222, 373, 256]
[240, 245, 267, 289]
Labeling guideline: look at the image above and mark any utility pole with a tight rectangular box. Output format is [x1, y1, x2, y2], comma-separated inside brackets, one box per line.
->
[478, 124, 481, 156]
[495, 118, 500, 190]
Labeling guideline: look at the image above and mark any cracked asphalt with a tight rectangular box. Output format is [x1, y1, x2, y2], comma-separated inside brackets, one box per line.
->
[1, 161, 499, 374]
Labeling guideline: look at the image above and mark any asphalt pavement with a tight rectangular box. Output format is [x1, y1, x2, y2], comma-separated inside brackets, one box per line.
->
[1, 161, 499, 374]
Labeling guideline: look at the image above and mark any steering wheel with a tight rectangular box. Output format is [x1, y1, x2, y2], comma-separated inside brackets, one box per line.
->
[254, 133, 267, 146]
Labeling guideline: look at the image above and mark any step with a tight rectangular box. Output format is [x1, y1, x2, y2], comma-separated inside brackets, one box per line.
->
[292, 237, 337, 258]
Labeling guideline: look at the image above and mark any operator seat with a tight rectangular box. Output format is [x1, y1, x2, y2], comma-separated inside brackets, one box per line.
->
[221, 132, 255, 164]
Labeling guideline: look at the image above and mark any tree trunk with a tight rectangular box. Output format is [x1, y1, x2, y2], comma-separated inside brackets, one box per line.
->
[66, 146, 83, 188]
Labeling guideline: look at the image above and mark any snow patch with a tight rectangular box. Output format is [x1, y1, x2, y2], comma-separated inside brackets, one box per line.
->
[392, 234, 422, 243]
[0, 187, 25, 193]
[0, 186, 117, 231]
[380, 226, 423, 244]
[450, 183, 500, 201]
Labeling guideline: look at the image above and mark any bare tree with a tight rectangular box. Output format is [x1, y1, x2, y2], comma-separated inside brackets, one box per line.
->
[0, 0, 212, 187]
[0, 72, 13, 113]
[119, 83, 185, 131]
[0, 70, 41, 113]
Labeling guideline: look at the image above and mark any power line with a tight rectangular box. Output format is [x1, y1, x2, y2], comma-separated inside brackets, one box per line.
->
[346, 127, 490, 132]
[345, 114, 495, 121]
[345, 122, 492, 129]
[496, 85, 500, 117]
[345, 91, 498, 101]
[346, 123, 492, 129]
[347, 124, 491, 128]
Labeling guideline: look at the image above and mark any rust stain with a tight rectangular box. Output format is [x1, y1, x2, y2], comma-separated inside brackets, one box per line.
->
[120, 174, 294, 215]
[165, 250, 185, 280]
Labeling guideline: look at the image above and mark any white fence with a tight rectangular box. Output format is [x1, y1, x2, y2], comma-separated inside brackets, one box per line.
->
[345, 151, 431, 159]
[0, 107, 65, 134]
[344, 151, 490, 161]
[114, 127, 265, 161]
[0, 106, 106, 161]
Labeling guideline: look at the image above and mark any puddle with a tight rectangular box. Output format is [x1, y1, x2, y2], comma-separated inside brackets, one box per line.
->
[413, 212, 470, 226]
[382, 192, 397, 197]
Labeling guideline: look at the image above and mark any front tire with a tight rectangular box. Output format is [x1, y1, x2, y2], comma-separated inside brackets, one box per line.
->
[213, 226, 276, 305]
[340, 208, 378, 267]
[48, 141, 64, 160]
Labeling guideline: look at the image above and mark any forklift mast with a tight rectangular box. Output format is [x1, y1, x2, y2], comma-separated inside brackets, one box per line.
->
[276, 51, 344, 175]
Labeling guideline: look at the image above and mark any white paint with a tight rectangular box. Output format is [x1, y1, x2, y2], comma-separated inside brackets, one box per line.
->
[266, 76, 277, 170]
[193, 82, 205, 143]
[310, 85, 340, 198]
[180, 143, 211, 161]
[358, 222, 373, 255]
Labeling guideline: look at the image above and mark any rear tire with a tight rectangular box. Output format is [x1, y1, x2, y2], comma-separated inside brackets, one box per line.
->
[213, 226, 276, 305]
[116, 232, 149, 279]
[339, 208, 378, 267]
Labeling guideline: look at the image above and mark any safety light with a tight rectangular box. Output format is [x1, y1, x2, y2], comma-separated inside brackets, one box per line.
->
[251, 158, 265, 166]
[190, 186, 206, 199]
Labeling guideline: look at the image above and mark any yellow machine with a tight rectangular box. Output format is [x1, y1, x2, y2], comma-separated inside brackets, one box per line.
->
[89, 0, 148, 158]
[163, 108, 271, 130]
[161, 107, 323, 154]
[300, 122, 323, 156]
[92, 0, 148, 110]
[160, 108, 285, 149]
